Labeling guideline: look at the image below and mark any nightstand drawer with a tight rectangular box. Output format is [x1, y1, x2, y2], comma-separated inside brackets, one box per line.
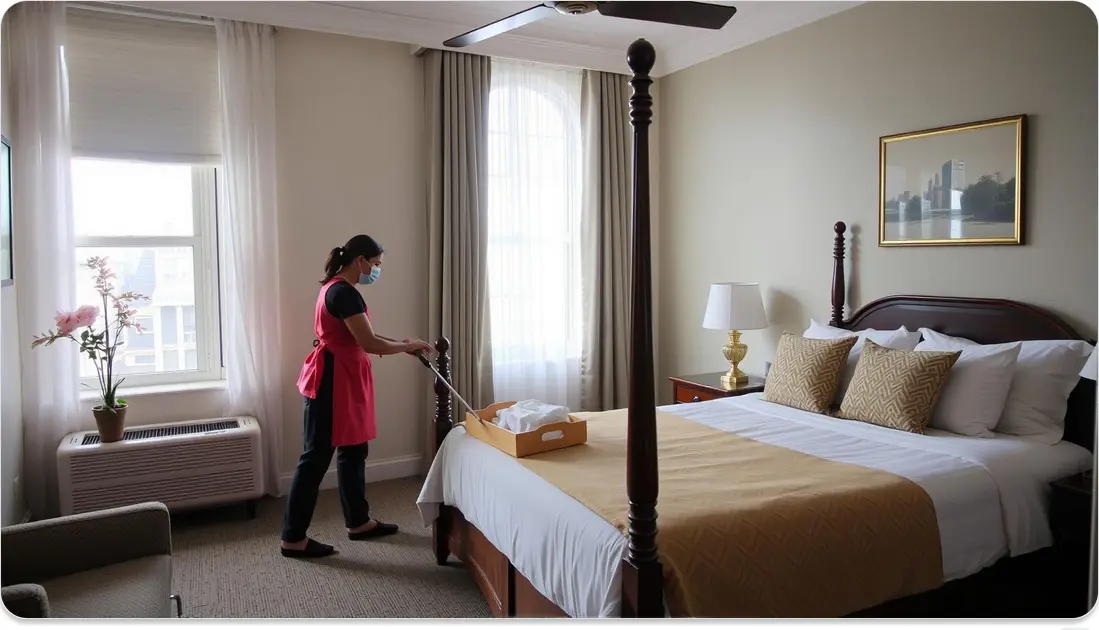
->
[674, 385, 717, 404]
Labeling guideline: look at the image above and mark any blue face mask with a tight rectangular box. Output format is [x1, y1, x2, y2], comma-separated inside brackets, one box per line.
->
[359, 265, 381, 285]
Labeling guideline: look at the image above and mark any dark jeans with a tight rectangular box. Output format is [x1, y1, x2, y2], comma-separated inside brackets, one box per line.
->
[281, 351, 371, 542]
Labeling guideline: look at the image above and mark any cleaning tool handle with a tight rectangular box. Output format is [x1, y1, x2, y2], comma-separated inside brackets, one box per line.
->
[414, 349, 432, 368]
[414, 350, 481, 420]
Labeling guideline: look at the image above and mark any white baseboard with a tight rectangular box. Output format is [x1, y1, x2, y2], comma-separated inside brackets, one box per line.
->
[276, 454, 422, 495]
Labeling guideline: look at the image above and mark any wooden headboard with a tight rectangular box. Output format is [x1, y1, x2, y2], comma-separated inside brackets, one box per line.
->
[828, 221, 1096, 451]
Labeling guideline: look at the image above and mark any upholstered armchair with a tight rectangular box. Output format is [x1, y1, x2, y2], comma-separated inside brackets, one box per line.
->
[1, 502, 179, 618]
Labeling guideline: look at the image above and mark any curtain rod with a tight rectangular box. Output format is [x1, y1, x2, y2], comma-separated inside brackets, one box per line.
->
[68, 2, 215, 26]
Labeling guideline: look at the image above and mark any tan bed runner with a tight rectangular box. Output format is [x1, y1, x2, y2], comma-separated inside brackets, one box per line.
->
[513, 408, 943, 618]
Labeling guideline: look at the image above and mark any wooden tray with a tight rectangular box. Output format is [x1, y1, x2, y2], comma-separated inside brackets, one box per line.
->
[463, 401, 587, 458]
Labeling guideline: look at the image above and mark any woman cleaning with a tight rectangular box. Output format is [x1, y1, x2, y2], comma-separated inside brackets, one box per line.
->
[281, 234, 434, 559]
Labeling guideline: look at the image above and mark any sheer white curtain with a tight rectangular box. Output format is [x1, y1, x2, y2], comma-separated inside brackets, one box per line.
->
[11, 1, 81, 519]
[487, 59, 583, 410]
[215, 19, 283, 495]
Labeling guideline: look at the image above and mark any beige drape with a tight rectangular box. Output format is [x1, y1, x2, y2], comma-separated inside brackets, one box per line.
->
[579, 69, 633, 412]
[423, 49, 494, 467]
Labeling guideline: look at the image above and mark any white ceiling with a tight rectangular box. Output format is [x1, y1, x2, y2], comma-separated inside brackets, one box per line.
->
[110, 1, 862, 76]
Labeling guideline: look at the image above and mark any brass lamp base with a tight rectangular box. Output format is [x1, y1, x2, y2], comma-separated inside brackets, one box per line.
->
[721, 329, 749, 388]
[721, 368, 748, 388]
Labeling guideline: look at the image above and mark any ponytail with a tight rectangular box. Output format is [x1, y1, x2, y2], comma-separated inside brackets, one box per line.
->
[319, 234, 384, 284]
[320, 247, 347, 284]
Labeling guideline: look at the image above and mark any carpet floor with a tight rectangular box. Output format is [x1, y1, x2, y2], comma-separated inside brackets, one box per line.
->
[169, 477, 491, 618]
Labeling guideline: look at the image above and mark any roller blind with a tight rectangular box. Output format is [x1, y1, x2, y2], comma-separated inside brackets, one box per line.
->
[65, 8, 222, 163]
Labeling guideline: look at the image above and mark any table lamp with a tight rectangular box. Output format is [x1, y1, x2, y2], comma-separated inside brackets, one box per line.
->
[702, 282, 768, 388]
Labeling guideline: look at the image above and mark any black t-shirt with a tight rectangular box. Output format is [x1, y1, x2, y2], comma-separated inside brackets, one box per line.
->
[325, 281, 366, 320]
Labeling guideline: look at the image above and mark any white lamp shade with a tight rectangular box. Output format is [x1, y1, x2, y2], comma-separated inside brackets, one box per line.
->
[1080, 344, 1098, 381]
[702, 282, 768, 331]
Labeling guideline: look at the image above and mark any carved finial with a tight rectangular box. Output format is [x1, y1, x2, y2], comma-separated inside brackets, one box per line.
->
[831, 223, 847, 327]
[433, 336, 454, 449]
[627, 39, 655, 129]
[627, 38, 655, 76]
[433, 337, 452, 405]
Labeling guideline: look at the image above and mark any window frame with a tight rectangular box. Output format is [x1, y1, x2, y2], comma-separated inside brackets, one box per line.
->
[74, 161, 225, 390]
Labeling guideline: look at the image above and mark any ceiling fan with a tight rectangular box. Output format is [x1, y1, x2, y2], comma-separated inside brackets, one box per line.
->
[443, 1, 738, 48]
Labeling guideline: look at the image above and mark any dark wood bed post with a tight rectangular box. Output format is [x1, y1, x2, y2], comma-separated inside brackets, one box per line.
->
[620, 37, 664, 618]
[830, 221, 847, 327]
[432, 336, 453, 565]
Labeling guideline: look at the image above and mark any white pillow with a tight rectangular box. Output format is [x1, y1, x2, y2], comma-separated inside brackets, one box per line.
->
[915, 337, 1021, 437]
[803, 320, 922, 403]
[918, 328, 1093, 444]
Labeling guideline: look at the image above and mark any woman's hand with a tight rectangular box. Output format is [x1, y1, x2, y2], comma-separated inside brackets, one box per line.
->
[403, 339, 434, 356]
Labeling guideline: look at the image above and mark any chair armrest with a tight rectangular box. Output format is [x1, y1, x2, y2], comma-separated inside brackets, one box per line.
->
[1, 502, 171, 586]
[2, 584, 50, 618]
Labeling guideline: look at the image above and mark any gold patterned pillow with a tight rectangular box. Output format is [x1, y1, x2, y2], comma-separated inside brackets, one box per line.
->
[837, 340, 961, 434]
[762, 333, 858, 414]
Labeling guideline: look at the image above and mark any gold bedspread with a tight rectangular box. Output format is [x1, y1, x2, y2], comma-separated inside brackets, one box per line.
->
[513, 409, 943, 618]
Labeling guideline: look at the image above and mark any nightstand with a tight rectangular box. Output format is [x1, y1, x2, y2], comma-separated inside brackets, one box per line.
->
[669, 372, 765, 404]
[1049, 472, 1094, 616]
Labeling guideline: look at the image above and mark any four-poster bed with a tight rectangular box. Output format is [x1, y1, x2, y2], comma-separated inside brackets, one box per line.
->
[419, 38, 1096, 618]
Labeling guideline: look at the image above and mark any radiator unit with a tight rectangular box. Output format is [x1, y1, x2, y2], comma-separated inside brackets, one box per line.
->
[58, 416, 264, 516]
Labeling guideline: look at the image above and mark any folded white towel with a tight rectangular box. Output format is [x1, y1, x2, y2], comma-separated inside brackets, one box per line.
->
[495, 400, 570, 433]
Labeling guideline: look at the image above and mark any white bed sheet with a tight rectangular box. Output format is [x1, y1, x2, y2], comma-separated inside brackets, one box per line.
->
[416, 394, 1093, 618]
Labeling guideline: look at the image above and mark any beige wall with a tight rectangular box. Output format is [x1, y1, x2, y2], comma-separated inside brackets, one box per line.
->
[657, 1, 1098, 400]
[275, 28, 427, 473]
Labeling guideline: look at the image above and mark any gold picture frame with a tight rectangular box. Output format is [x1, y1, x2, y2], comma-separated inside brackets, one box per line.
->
[879, 115, 1025, 247]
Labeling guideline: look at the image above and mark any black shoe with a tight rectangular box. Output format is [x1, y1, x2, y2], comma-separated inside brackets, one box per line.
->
[280, 538, 335, 558]
[348, 521, 399, 540]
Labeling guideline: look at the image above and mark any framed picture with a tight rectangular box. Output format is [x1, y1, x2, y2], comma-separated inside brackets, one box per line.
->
[1, 136, 11, 286]
[879, 115, 1025, 247]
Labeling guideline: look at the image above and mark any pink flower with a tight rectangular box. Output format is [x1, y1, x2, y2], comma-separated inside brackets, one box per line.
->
[72, 305, 100, 329]
[54, 311, 77, 336]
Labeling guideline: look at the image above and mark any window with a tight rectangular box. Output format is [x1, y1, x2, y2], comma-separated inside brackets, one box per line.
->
[73, 158, 223, 387]
[486, 59, 584, 409]
[65, 8, 223, 391]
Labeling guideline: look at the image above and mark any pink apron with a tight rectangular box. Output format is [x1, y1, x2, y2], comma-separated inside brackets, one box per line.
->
[296, 278, 376, 446]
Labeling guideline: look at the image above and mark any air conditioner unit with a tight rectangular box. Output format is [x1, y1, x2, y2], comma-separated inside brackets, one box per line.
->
[58, 416, 264, 517]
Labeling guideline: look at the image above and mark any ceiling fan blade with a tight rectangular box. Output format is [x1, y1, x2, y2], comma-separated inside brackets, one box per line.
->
[444, 4, 558, 47]
[596, 1, 737, 29]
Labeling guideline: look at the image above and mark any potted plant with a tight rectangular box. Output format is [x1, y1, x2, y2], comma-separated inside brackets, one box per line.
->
[31, 256, 149, 443]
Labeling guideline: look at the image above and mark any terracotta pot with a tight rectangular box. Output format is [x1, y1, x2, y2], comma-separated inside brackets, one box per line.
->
[92, 404, 128, 443]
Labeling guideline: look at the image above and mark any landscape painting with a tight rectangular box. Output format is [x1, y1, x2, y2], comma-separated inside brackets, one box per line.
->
[879, 115, 1025, 246]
